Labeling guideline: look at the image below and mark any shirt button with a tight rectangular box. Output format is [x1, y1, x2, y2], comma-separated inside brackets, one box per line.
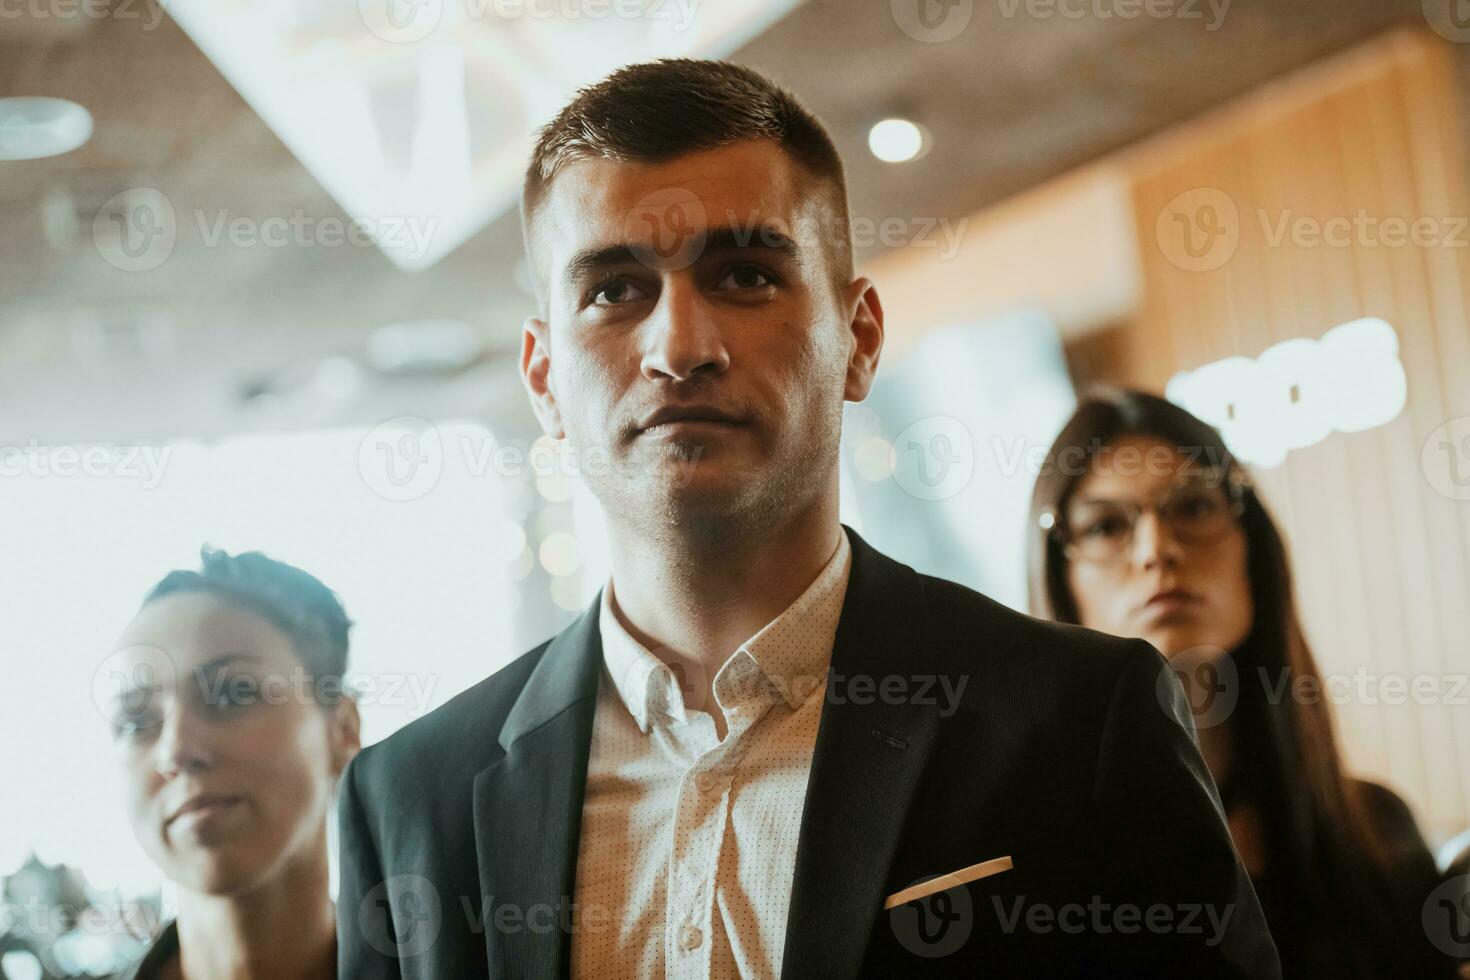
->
[678, 924, 703, 951]
[695, 772, 715, 792]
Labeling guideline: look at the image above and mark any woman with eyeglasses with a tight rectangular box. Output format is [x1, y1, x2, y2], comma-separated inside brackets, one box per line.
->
[1027, 388, 1455, 979]
[105, 548, 360, 980]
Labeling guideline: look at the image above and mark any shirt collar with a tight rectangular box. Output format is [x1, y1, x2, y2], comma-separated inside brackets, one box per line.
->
[598, 529, 853, 732]
[598, 584, 681, 732]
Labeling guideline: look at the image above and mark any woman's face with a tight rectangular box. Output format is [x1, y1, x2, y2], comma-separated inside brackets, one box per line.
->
[1063, 435, 1254, 659]
[107, 592, 358, 896]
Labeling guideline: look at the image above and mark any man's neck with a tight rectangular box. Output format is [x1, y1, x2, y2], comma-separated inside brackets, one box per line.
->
[172, 832, 336, 980]
[607, 494, 843, 679]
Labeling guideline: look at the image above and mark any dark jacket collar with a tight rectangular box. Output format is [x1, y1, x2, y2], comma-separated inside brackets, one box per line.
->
[496, 592, 604, 752]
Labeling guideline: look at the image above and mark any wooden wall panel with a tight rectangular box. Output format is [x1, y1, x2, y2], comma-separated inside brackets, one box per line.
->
[1121, 29, 1470, 846]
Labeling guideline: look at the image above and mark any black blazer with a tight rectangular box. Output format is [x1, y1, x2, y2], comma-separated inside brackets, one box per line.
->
[337, 525, 1280, 978]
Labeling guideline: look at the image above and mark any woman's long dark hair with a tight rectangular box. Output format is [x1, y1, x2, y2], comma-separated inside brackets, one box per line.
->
[1026, 387, 1400, 948]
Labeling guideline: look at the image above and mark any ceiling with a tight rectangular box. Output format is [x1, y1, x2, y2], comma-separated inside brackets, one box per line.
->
[0, 0, 1439, 444]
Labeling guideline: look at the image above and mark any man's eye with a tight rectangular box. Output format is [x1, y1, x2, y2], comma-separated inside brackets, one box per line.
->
[590, 278, 648, 307]
[714, 265, 774, 291]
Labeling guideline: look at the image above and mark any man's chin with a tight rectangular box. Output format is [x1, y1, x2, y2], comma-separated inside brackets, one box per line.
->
[651, 469, 746, 509]
[617, 434, 731, 489]
[623, 466, 761, 528]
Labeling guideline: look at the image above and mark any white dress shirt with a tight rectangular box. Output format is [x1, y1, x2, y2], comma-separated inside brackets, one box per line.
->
[570, 531, 853, 980]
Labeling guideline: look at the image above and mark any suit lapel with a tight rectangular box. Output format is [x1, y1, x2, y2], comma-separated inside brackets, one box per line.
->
[473, 598, 603, 980]
[782, 526, 943, 977]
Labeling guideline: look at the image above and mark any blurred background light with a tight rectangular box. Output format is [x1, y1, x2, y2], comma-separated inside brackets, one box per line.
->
[539, 531, 583, 577]
[867, 118, 926, 163]
[1166, 318, 1407, 467]
[161, 0, 808, 270]
[367, 319, 485, 376]
[1, 952, 43, 980]
[0, 97, 93, 160]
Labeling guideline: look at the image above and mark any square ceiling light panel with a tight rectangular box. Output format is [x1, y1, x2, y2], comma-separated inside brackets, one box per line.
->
[164, 0, 808, 271]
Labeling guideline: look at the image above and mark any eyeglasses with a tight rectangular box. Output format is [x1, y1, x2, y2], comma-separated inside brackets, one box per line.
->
[1041, 469, 1248, 565]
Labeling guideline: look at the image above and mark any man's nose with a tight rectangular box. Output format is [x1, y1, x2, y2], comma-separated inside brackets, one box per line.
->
[1129, 510, 1183, 572]
[153, 702, 213, 779]
[640, 279, 729, 382]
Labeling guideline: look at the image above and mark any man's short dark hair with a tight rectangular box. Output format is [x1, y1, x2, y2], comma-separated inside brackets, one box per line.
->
[143, 546, 351, 700]
[521, 58, 853, 294]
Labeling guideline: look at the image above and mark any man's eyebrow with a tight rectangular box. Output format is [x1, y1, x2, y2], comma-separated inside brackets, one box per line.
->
[563, 243, 641, 285]
[560, 224, 802, 284]
[702, 224, 800, 257]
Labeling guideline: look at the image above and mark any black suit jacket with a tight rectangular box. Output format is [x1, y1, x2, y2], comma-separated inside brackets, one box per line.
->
[337, 526, 1280, 978]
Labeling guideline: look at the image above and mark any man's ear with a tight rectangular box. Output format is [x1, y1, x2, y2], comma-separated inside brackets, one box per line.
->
[841, 276, 884, 402]
[329, 695, 361, 778]
[520, 315, 565, 440]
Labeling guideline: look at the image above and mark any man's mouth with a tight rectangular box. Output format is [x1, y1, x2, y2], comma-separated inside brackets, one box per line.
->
[636, 404, 746, 435]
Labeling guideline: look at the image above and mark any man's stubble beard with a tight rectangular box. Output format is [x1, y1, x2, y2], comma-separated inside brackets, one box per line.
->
[592, 402, 844, 553]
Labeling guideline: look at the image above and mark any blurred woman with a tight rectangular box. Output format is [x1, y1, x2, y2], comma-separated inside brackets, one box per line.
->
[1027, 387, 1453, 978]
[106, 548, 359, 980]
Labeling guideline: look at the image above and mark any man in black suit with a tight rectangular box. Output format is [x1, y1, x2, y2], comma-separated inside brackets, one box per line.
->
[337, 59, 1279, 978]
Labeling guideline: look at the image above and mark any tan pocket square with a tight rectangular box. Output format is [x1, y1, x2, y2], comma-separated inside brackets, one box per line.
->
[883, 856, 1014, 910]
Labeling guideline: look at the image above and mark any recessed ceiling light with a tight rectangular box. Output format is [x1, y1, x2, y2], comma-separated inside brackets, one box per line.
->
[0, 97, 93, 161]
[868, 118, 926, 163]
